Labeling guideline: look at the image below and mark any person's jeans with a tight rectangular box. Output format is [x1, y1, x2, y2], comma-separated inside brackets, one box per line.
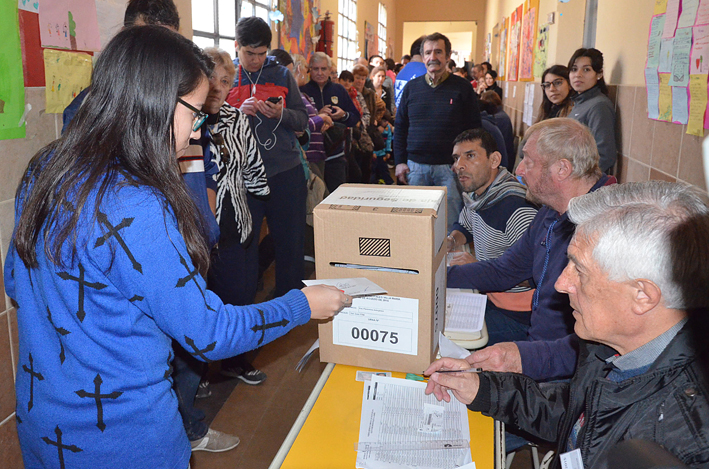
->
[483, 300, 531, 346]
[406, 160, 462, 231]
[247, 164, 307, 298]
[172, 343, 207, 441]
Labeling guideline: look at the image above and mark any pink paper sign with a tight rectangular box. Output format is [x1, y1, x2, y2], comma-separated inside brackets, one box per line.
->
[39, 0, 100, 52]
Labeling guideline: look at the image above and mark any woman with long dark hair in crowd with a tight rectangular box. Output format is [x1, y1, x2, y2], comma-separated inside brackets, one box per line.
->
[568, 48, 617, 173]
[6, 25, 346, 468]
[536, 65, 575, 122]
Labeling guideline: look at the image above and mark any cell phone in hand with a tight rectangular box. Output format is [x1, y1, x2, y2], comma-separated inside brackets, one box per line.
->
[267, 96, 283, 104]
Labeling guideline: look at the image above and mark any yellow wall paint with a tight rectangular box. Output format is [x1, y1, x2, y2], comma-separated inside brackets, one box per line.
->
[402, 21, 477, 62]
[595, 0, 655, 85]
[393, 0, 488, 63]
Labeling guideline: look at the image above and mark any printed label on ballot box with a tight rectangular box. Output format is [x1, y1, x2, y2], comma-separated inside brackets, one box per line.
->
[332, 295, 419, 355]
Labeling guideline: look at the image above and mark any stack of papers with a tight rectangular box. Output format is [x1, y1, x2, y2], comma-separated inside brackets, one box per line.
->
[356, 375, 475, 469]
[445, 290, 487, 334]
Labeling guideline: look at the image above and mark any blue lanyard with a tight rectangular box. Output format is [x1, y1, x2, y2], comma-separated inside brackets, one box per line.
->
[532, 218, 559, 311]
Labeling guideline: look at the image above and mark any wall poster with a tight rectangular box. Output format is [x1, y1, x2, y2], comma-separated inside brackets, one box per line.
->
[507, 4, 524, 81]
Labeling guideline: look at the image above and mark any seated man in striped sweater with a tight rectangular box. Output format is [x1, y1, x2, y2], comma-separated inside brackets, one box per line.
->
[446, 128, 538, 346]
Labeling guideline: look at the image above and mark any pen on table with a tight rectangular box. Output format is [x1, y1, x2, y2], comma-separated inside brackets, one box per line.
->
[423, 367, 483, 376]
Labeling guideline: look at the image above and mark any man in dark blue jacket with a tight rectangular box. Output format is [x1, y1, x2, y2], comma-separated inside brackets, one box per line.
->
[300, 52, 361, 193]
[448, 118, 615, 381]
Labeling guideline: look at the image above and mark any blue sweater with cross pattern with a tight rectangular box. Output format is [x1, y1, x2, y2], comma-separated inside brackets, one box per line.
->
[5, 180, 311, 469]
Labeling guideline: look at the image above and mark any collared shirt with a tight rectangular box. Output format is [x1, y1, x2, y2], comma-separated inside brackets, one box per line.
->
[606, 317, 689, 372]
[425, 70, 450, 88]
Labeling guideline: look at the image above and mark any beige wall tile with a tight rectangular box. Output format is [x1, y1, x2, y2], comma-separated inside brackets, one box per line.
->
[0, 88, 57, 202]
[649, 168, 677, 183]
[617, 155, 629, 183]
[0, 312, 16, 422]
[0, 199, 15, 269]
[0, 416, 23, 469]
[8, 308, 18, 378]
[625, 158, 650, 182]
[606, 84, 618, 109]
[629, 87, 654, 165]
[0, 261, 4, 313]
[678, 130, 708, 191]
[615, 85, 636, 156]
[651, 120, 683, 177]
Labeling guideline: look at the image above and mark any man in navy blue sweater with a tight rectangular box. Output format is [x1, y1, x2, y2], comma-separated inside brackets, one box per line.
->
[448, 118, 616, 381]
[394, 32, 482, 231]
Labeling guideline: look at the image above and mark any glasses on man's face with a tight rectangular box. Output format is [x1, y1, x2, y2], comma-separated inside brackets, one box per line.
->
[178, 98, 208, 132]
[541, 79, 565, 91]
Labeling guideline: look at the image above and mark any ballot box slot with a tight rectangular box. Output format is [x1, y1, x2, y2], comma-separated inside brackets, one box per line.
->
[329, 262, 419, 275]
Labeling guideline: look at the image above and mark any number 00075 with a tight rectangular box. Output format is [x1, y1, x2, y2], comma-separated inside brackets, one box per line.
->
[350, 327, 398, 344]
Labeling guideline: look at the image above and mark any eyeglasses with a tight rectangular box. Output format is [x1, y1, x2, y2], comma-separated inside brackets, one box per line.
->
[541, 79, 566, 90]
[178, 98, 208, 132]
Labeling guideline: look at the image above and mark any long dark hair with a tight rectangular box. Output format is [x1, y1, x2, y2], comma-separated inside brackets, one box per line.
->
[536, 65, 575, 123]
[568, 47, 609, 96]
[14, 26, 214, 274]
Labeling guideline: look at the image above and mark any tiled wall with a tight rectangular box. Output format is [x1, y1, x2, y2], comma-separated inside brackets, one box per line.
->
[0, 88, 59, 467]
[500, 80, 708, 197]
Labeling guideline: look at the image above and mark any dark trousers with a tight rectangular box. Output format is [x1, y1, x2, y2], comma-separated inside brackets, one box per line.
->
[324, 156, 348, 194]
[172, 343, 207, 441]
[247, 164, 307, 298]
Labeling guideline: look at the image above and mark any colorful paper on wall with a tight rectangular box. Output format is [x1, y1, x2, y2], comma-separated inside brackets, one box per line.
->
[533, 23, 549, 78]
[499, 18, 508, 81]
[646, 68, 661, 119]
[691, 25, 709, 74]
[519, 0, 538, 81]
[659, 73, 673, 121]
[688, 74, 708, 135]
[0, 0, 27, 140]
[19, 0, 39, 13]
[507, 4, 524, 81]
[647, 15, 666, 68]
[663, 0, 681, 38]
[672, 85, 689, 123]
[679, 0, 700, 28]
[697, 0, 709, 25]
[655, 0, 668, 15]
[659, 37, 674, 72]
[279, 0, 317, 59]
[39, 0, 101, 51]
[669, 27, 693, 86]
[43, 48, 92, 113]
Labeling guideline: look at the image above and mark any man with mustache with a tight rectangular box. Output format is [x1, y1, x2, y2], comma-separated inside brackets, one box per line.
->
[394, 32, 482, 231]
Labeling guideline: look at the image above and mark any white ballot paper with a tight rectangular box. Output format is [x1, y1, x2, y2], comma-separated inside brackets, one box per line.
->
[302, 278, 387, 297]
[445, 290, 487, 333]
[438, 332, 472, 360]
[356, 375, 472, 469]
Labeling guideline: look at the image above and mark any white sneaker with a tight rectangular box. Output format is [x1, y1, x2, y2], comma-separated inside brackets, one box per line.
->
[190, 428, 240, 453]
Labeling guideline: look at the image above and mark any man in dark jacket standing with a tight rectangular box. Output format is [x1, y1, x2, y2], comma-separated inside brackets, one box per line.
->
[394, 32, 482, 231]
[300, 52, 361, 193]
[426, 180, 709, 469]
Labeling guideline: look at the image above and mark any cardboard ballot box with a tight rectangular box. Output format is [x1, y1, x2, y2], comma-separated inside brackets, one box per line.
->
[313, 185, 448, 374]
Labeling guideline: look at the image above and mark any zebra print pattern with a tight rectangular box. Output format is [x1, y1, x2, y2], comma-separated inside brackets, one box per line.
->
[211, 103, 270, 244]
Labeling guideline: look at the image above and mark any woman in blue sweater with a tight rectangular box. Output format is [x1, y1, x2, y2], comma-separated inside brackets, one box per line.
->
[6, 26, 347, 469]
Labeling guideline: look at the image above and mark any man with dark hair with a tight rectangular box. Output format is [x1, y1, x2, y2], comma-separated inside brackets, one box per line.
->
[427, 181, 709, 469]
[394, 32, 482, 231]
[401, 54, 411, 65]
[369, 54, 384, 68]
[481, 61, 492, 73]
[447, 129, 537, 331]
[225, 16, 309, 308]
[394, 36, 426, 107]
[123, 0, 180, 28]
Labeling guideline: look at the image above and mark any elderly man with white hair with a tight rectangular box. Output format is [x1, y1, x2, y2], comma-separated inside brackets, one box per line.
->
[425, 180, 709, 469]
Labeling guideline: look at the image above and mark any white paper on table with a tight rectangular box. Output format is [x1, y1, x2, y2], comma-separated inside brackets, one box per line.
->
[445, 290, 487, 333]
[356, 376, 472, 469]
[438, 332, 472, 360]
[302, 278, 387, 297]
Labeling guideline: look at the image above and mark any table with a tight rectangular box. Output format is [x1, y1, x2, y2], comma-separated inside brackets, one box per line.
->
[270, 363, 503, 469]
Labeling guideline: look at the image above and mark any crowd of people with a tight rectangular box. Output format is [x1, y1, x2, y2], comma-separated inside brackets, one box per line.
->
[6, 0, 708, 468]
